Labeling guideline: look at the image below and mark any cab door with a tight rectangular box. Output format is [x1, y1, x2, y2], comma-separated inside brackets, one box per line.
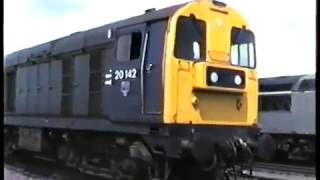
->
[103, 24, 146, 122]
[142, 20, 168, 120]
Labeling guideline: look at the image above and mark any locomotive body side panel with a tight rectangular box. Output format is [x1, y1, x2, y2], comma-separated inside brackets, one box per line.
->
[52, 32, 84, 55]
[72, 54, 90, 115]
[49, 60, 63, 115]
[4, 4, 182, 122]
[292, 92, 315, 134]
[103, 23, 146, 122]
[15, 67, 28, 114]
[259, 92, 315, 135]
[38, 63, 50, 114]
[259, 111, 294, 134]
[26, 65, 38, 114]
[101, 46, 116, 117]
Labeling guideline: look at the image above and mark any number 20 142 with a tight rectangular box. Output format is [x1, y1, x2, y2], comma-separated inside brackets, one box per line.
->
[114, 69, 137, 80]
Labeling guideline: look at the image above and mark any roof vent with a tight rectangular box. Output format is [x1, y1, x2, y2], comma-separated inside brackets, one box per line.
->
[145, 8, 156, 13]
[212, 0, 226, 7]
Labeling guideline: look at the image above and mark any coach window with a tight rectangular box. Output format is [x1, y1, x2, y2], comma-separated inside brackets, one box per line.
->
[230, 27, 256, 68]
[116, 32, 142, 61]
[174, 15, 206, 60]
[298, 79, 315, 91]
[260, 95, 291, 112]
[260, 83, 294, 92]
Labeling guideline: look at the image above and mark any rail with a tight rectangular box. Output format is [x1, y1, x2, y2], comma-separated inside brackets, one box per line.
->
[252, 162, 315, 176]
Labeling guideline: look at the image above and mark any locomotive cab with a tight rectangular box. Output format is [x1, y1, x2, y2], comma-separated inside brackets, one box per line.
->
[107, 0, 259, 125]
[162, 1, 258, 126]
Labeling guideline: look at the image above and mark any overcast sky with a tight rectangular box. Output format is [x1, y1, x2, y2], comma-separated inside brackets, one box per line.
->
[4, 0, 316, 78]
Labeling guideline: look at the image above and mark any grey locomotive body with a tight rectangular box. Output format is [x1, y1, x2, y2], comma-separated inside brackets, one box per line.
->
[257, 75, 315, 161]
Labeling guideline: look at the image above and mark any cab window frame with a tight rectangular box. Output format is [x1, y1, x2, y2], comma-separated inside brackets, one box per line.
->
[229, 27, 257, 69]
[116, 29, 144, 62]
[174, 15, 207, 61]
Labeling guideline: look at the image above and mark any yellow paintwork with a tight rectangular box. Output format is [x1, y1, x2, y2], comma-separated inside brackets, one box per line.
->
[162, 0, 258, 126]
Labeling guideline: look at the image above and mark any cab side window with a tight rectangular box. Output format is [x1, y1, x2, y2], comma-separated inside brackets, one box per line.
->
[174, 15, 206, 61]
[116, 32, 142, 61]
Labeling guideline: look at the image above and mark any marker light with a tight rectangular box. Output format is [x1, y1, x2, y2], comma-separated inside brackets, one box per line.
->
[234, 75, 242, 85]
[210, 72, 219, 83]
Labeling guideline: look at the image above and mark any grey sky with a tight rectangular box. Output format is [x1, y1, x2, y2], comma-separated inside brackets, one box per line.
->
[4, 0, 316, 78]
[29, 0, 86, 16]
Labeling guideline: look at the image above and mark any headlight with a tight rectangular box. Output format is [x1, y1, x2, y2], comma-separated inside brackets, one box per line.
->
[234, 75, 242, 85]
[210, 72, 219, 83]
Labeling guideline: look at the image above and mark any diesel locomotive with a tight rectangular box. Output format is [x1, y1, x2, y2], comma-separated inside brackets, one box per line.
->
[4, 0, 259, 179]
[257, 75, 315, 162]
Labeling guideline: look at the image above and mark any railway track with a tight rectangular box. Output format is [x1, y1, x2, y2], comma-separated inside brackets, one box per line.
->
[5, 152, 316, 180]
[4, 153, 107, 180]
[252, 162, 315, 177]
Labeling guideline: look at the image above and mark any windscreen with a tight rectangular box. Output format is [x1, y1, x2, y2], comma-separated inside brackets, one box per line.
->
[230, 27, 256, 68]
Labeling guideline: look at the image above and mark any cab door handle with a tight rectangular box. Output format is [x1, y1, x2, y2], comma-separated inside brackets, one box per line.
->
[145, 63, 153, 73]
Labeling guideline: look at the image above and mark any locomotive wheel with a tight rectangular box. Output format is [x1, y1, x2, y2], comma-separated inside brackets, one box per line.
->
[257, 134, 276, 161]
[275, 149, 289, 161]
[57, 145, 81, 168]
[117, 158, 150, 180]
[4, 133, 18, 160]
[4, 140, 14, 159]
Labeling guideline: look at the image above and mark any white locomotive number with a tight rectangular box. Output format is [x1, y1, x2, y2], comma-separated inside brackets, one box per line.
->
[114, 68, 137, 80]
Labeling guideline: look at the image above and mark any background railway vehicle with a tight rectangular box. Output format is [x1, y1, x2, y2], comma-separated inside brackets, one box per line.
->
[4, 0, 260, 179]
[257, 75, 315, 162]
